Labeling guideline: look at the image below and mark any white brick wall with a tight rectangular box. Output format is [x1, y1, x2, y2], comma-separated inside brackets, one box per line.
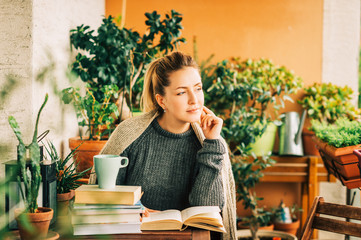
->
[0, 0, 104, 228]
[32, 0, 105, 159]
[0, 0, 105, 174]
[0, 0, 33, 161]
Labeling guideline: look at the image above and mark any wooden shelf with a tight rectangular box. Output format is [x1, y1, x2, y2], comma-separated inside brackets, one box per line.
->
[259, 155, 336, 239]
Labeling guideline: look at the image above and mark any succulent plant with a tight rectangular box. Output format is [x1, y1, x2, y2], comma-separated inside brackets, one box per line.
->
[8, 94, 48, 213]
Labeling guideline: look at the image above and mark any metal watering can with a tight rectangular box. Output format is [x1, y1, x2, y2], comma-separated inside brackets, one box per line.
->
[279, 110, 307, 156]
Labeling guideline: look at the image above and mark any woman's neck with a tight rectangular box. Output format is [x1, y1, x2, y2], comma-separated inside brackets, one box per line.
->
[157, 114, 191, 134]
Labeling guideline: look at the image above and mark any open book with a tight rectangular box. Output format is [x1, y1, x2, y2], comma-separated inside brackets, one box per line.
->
[141, 206, 225, 233]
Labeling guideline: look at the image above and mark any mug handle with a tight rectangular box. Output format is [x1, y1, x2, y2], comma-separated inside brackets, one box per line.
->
[119, 157, 129, 167]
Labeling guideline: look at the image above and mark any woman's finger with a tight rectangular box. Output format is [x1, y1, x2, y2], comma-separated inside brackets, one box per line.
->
[202, 115, 213, 129]
[203, 106, 215, 116]
[143, 208, 150, 217]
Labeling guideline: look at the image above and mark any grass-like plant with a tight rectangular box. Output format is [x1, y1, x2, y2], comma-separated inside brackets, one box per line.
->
[312, 118, 361, 148]
[44, 141, 91, 194]
[8, 94, 48, 213]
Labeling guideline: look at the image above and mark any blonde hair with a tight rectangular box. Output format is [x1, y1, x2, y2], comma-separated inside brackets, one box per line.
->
[141, 52, 199, 113]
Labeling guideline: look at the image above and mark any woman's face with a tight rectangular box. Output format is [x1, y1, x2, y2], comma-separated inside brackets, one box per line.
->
[157, 67, 204, 124]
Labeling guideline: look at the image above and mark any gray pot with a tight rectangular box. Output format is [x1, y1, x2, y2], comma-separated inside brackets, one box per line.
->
[237, 229, 298, 240]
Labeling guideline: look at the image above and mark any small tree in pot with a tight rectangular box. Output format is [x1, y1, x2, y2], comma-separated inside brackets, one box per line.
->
[203, 57, 302, 240]
[8, 94, 52, 240]
[66, 10, 186, 140]
[204, 58, 302, 156]
[63, 11, 186, 177]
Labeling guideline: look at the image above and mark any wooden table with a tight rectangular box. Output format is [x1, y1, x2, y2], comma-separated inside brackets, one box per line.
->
[4, 229, 210, 240]
[61, 229, 210, 240]
[261, 155, 335, 238]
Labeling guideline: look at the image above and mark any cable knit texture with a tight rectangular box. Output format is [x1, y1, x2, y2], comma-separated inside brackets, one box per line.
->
[88, 110, 237, 240]
[117, 119, 225, 211]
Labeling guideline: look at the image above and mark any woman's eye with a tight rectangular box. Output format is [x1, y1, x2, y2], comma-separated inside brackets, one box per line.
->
[197, 87, 202, 91]
[177, 92, 185, 95]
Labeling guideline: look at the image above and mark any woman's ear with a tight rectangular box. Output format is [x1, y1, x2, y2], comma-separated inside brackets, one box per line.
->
[155, 94, 166, 110]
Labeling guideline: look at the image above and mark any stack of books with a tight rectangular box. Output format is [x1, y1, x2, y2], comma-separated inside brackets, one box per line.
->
[72, 184, 143, 236]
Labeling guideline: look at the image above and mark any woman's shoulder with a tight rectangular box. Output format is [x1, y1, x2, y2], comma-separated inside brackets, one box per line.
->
[101, 111, 158, 155]
[118, 110, 158, 129]
[110, 112, 155, 143]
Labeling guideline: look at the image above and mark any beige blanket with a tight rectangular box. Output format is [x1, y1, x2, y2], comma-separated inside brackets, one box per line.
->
[88, 110, 237, 239]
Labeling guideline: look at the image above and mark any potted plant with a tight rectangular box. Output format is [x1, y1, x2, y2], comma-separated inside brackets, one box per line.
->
[44, 141, 92, 235]
[44, 141, 91, 213]
[61, 84, 120, 177]
[202, 57, 302, 240]
[203, 58, 303, 157]
[8, 94, 53, 240]
[312, 118, 361, 188]
[233, 155, 275, 239]
[272, 202, 302, 236]
[298, 83, 359, 155]
[236, 230, 297, 240]
[64, 11, 186, 177]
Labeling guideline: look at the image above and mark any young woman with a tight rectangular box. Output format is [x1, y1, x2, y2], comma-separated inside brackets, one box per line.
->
[89, 52, 236, 239]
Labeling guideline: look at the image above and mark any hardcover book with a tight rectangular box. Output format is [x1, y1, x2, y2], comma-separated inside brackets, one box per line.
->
[74, 185, 142, 205]
[73, 222, 141, 235]
[72, 213, 141, 224]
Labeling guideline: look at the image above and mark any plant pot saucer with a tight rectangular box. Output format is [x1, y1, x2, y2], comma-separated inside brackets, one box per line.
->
[314, 137, 361, 180]
[339, 175, 361, 189]
[4, 230, 59, 240]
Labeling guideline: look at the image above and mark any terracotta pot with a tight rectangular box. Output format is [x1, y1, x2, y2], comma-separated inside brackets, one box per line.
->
[68, 137, 107, 178]
[56, 190, 75, 236]
[302, 129, 320, 156]
[314, 137, 361, 188]
[238, 222, 274, 231]
[56, 190, 75, 216]
[15, 207, 53, 240]
[274, 219, 300, 236]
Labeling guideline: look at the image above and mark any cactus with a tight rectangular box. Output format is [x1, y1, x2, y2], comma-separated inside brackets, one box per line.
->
[8, 94, 48, 213]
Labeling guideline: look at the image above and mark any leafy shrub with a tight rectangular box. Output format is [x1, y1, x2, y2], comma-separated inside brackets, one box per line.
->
[298, 83, 359, 124]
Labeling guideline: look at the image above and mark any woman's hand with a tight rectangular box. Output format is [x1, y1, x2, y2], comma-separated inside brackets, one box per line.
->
[142, 207, 160, 218]
[200, 106, 223, 139]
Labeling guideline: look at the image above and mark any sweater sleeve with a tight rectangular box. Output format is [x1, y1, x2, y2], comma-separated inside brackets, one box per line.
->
[189, 139, 225, 209]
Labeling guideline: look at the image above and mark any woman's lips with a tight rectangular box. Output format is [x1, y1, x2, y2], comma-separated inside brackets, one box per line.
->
[187, 108, 200, 113]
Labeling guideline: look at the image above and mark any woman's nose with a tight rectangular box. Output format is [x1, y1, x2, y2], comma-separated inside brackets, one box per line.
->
[188, 91, 197, 104]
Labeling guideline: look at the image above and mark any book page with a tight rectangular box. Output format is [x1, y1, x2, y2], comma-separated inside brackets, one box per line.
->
[181, 206, 220, 222]
[184, 212, 223, 227]
[186, 222, 226, 233]
[141, 210, 183, 231]
[142, 210, 182, 222]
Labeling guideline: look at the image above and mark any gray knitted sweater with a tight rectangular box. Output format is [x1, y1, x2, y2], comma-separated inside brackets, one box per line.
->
[88, 110, 237, 240]
[117, 118, 225, 211]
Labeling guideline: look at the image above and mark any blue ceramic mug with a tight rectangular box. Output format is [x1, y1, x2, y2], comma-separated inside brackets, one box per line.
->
[93, 154, 129, 189]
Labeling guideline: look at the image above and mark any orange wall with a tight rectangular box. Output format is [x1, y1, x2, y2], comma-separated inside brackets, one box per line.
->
[106, 0, 323, 90]
[106, 0, 323, 217]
